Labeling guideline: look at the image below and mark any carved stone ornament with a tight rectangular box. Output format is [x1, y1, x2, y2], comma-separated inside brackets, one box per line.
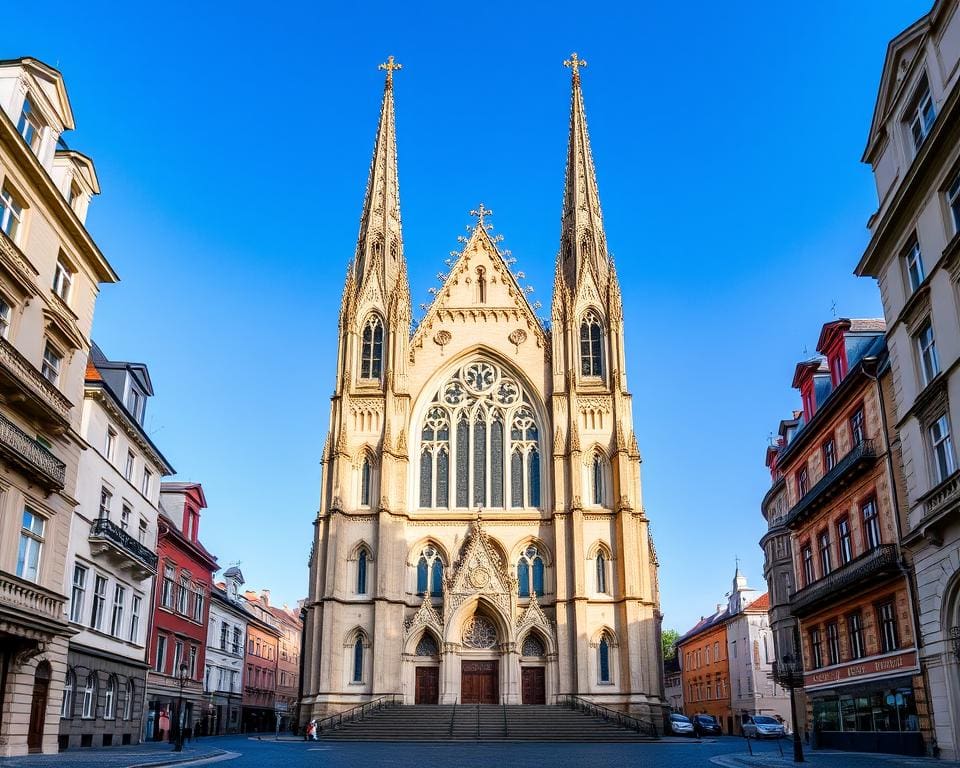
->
[508, 328, 527, 351]
[462, 615, 497, 648]
[433, 330, 452, 351]
[404, 592, 444, 638]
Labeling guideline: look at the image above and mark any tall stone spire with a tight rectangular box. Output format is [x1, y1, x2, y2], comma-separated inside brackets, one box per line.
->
[557, 52, 609, 294]
[350, 56, 407, 306]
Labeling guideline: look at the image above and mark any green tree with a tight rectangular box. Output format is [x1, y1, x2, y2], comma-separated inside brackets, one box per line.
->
[661, 628, 680, 660]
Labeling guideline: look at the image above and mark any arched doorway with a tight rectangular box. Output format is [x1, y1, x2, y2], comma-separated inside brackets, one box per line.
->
[519, 631, 547, 705]
[460, 614, 500, 704]
[28, 661, 51, 753]
[414, 631, 441, 704]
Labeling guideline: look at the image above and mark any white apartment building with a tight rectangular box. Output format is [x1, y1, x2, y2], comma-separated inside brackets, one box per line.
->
[58, 345, 173, 749]
[204, 567, 248, 735]
[724, 576, 790, 730]
[0, 57, 117, 756]
[855, 0, 960, 758]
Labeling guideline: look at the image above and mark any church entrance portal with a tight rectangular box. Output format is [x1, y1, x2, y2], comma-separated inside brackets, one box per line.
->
[521, 667, 546, 704]
[415, 667, 439, 704]
[461, 661, 498, 704]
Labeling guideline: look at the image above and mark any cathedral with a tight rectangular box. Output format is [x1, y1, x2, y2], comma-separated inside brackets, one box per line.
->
[301, 55, 663, 723]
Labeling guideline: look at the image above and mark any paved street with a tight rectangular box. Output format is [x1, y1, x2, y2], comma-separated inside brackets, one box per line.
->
[3, 736, 960, 768]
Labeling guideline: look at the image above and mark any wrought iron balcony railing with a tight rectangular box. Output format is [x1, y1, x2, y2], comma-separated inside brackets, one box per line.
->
[89, 517, 159, 575]
[0, 411, 66, 490]
[0, 336, 72, 428]
[784, 439, 877, 529]
[790, 544, 900, 617]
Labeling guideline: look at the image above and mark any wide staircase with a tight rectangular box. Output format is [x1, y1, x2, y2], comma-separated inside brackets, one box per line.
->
[318, 703, 660, 742]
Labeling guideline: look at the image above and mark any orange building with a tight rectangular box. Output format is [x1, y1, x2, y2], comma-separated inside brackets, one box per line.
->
[771, 319, 930, 756]
[677, 610, 732, 733]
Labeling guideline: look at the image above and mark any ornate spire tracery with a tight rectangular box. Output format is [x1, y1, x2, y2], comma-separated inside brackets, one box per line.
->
[347, 57, 409, 313]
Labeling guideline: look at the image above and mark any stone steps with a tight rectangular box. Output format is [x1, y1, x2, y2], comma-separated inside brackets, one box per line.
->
[318, 704, 659, 742]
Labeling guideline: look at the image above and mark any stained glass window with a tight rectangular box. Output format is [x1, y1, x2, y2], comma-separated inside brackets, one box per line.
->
[517, 545, 545, 597]
[456, 418, 469, 507]
[491, 416, 504, 507]
[416, 633, 439, 656]
[462, 616, 497, 648]
[353, 635, 364, 682]
[361, 457, 372, 507]
[517, 559, 530, 597]
[360, 316, 384, 380]
[511, 451, 523, 508]
[522, 634, 545, 657]
[419, 451, 432, 508]
[592, 455, 604, 506]
[417, 547, 443, 596]
[596, 552, 607, 594]
[416, 361, 543, 510]
[580, 311, 603, 377]
[599, 635, 610, 682]
[357, 550, 367, 594]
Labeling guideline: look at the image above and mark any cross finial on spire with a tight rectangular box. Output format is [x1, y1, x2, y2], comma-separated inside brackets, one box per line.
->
[470, 203, 493, 227]
[378, 55, 403, 89]
[563, 52, 587, 84]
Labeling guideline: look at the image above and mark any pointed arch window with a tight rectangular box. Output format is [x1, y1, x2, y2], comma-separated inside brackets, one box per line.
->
[592, 454, 604, 507]
[360, 315, 384, 380]
[123, 678, 134, 720]
[580, 311, 603, 377]
[517, 545, 545, 597]
[82, 673, 96, 719]
[596, 551, 607, 594]
[352, 634, 364, 683]
[61, 668, 75, 718]
[360, 456, 372, 507]
[416, 546, 443, 596]
[418, 362, 542, 509]
[598, 634, 611, 683]
[357, 548, 368, 595]
[416, 632, 439, 657]
[103, 676, 116, 719]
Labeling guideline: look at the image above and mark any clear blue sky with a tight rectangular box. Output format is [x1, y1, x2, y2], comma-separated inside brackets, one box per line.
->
[6, 1, 930, 633]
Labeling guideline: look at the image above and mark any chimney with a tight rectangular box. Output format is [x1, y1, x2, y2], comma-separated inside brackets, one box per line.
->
[261, 589, 270, 606]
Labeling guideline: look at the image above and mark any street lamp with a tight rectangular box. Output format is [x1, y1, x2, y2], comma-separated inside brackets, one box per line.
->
[174, 662, 189, 753]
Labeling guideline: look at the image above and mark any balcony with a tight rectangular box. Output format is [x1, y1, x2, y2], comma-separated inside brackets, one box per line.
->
[790, 544, 900, 617]
[89, 517, 158, 580]
[784, 439, 878, 529]
[0, 335, 72, 430]
[0, 411, 66, 491]
[908, 471, 960, 546]
[0, 571, 67, 636]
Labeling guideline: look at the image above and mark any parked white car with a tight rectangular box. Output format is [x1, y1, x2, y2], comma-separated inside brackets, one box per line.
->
[668, 713, 695, 736]
[742, 715, 786, 739]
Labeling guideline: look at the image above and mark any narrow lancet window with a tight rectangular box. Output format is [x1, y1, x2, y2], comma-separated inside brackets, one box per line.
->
[361, 315, 384, 380]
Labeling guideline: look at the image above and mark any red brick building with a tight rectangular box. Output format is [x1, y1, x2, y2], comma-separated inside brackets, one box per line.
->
[143, 483, 217, 742]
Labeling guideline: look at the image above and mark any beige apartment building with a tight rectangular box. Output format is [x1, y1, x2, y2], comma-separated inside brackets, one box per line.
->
[855, 0, 960, 758]
[301, 59, 663, 723]
[0, 58, 117, 755]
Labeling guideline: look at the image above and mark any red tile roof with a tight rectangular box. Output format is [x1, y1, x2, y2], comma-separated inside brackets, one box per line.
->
[745, 593, 770, 612]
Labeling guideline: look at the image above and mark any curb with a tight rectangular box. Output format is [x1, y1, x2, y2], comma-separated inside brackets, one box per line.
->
[128, 749, 230, 768]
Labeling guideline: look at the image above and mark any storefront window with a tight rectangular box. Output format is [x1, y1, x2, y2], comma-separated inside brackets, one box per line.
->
[813, 686, 918, 733]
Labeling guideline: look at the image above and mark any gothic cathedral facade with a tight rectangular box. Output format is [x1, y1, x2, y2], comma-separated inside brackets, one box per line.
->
[301, 58, 664, 721]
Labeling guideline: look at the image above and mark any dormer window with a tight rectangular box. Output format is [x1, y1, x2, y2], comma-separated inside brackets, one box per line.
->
[0, 184, 24, 243]
[903, 235, 925, 293]
[53, 256, 74, 303]
[16, 97, 44, 154]
[127, 386, 144, 423]
[66, 181, 81, 208]
[907, 77, 935, 152]
[828, 352, 846, 388]
[801, 387, 814, 421]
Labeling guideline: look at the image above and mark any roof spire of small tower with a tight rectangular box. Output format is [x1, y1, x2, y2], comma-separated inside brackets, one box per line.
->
[556, 52, 610, 298]
[349, 56, 407, 304]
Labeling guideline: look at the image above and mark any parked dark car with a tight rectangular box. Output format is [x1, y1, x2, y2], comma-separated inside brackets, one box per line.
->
[692, 714, 722, 737]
